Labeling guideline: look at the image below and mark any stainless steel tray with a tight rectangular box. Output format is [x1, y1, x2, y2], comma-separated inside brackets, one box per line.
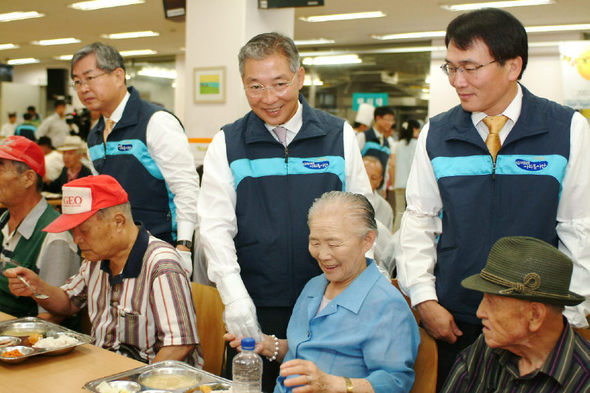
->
[0, 316, 94, 363]
[84, 360, 231, 392]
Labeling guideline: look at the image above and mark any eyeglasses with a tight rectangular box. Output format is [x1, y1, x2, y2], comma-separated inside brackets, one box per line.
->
[244, 73, 298, 97]
[440, 60, 497, 77]
[71, 72, 108, 89]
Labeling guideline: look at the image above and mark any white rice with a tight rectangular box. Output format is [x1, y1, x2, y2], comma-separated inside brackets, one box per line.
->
[33, 334, 78, 349]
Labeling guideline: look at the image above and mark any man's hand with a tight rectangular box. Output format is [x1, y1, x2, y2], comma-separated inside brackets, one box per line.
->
[223, 297, 261, 342]
[416, 300, 463, 343]
[4, 267, 44, 298]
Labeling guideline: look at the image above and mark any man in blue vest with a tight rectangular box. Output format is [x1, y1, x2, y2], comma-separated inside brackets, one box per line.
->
[197, 32, 372, 391]
[70, 42, 199, 275]
[397, 8, 590, 389]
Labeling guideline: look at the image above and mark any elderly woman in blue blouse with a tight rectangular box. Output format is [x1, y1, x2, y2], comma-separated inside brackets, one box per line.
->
[226, 191, 420, 393]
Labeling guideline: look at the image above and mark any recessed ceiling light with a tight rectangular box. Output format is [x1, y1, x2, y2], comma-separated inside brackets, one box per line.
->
[441, 0, 555, 12]
[294, 38, 336, 46]
[55, 54, 74, 61]
[0, 11, 44, 22]
[119, 49, 157, 56]
[0, 43, 19, 50]
[299, 11, 385, 23]
[69, 0, 145, 11]
[137, 67, 176, 79]
[371, 31, 446, 41]
[32, 37, 81, 46]
[101, 30, 159, 39]
[7, 58, 40, 65]
[303, 75, 324, 86]
[302, 55, 362, 66]
[526, 23, 590, 33]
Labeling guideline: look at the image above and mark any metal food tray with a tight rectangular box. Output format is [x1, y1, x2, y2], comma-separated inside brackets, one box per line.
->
[84, 360, 231, 392]
[0, 316, 94, 363]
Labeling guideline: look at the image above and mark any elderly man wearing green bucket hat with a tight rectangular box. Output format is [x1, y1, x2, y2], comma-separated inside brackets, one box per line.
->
[441, 236, 589, 393]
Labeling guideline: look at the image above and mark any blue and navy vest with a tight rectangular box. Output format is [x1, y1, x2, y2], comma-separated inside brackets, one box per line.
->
[87, 87, 178, 242]
[224, 96, 345, 307]
[427, 85, 573, 324]
[361, 127, 391, 176]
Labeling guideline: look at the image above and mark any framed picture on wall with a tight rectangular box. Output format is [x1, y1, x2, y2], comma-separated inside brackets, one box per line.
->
[194, 66, 226, 103]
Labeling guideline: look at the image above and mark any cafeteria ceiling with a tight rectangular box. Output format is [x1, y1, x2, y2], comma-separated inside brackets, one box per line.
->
[0, 0, 588, 66]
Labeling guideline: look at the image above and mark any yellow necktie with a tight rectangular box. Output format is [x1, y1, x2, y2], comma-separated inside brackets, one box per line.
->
[482, 115, 508, 163]
[103, 119, 115, 143]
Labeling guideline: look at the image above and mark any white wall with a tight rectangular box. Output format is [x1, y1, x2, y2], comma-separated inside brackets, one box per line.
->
[0, 82, 42, 124]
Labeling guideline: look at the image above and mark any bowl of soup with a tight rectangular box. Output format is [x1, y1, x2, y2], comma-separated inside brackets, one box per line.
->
[137, 367, 201, 392]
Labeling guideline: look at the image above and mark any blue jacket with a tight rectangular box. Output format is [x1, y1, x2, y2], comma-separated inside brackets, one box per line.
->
[224, 96, 346, 307]
[361, 127, 391, 174]
[87, 87, 178, 241]
[427, 85, 573, 324]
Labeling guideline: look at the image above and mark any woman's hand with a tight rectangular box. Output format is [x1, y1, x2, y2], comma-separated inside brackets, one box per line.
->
[280, 359, 342, 393]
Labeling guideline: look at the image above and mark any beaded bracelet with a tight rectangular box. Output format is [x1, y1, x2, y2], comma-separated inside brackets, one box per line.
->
[266, 334, 279, 362]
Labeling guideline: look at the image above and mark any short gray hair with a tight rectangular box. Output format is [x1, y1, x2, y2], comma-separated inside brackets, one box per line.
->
[238, 32, 300, 77]
[308, 191, 377, 237]
[13, 161, 42, 193]
[96, 202, 133, 221]
[71, 42, 125, 78]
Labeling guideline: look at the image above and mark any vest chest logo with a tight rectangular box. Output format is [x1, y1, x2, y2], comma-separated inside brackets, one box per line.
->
[302, 160, 329, 170]
[117, 143, 133, 152]
[515, 158, 548, 171]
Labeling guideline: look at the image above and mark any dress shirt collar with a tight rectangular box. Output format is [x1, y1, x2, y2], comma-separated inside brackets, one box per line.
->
[12, 198, 49, 240]
[264, 99, 303, 142]
[472, 83, 523, 127]
[101, 223, 149, 285]
[495, 317, 574, 387]
[307, 258, 380, 317]
[104, 90, 130, 124]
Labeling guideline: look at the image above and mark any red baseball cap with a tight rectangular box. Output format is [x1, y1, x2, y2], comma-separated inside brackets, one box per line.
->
[0, 135, 45, 177]
[43, 175, 129, 233]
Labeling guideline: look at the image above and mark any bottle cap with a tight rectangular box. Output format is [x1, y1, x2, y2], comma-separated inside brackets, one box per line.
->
[241, 337, 256, 350]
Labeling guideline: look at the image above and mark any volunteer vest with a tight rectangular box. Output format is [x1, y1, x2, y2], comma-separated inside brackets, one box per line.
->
[361, 127, 391, 173]
[0, 205, 59, 317]
[224, 96, 345, 307]
[426, 85, 573, 324]
[87, 87, 178, 241]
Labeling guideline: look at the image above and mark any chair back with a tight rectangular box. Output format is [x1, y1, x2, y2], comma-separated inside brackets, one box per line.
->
[576, 327, 590, 342]
[410, 327, 438, 393]
[191, 282, 226, 375]
[391, 278, 420, 325]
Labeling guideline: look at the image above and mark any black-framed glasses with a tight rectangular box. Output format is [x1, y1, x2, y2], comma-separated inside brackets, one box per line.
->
[440, 60, 497, 77]
[244, 73, 298, 97]
[71, 72, 108, 89]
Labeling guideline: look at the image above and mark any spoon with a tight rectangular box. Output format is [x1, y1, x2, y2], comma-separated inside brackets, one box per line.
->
[17, 276, 49, 300]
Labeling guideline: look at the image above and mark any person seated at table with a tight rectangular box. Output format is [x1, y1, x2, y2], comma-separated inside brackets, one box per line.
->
[441, 236, 590, 393]
[5, 175, 202, 366]
[44, 135, 92, 193]
[0, 136, 80, 320]
[227, 191, 420, 393]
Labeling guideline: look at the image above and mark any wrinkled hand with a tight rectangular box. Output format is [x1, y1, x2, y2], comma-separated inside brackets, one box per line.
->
[281, 359, 338, 393]
[176, 249, 193, 277]
[416, 300, 463, 343]
[224, 332, 273, 357]
[223, 297, 261, 342]
[3, 267, 41, 298]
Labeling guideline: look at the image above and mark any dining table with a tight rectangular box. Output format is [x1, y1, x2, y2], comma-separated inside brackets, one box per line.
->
[0, 311, 145, 392]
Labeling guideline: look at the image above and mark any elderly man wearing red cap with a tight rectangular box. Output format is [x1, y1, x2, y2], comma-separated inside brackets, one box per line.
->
[5, 174, 200, 365]
[0, 136, 80, 320]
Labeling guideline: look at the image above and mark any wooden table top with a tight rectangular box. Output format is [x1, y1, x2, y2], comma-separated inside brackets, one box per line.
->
[0, 312, 145, 393]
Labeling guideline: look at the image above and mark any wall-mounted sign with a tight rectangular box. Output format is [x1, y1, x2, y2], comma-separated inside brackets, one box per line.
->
[352, 93, 388, 111]
[560, 41, 590, 109]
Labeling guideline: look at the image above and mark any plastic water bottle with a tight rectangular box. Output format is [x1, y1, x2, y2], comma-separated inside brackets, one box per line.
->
[232, 337, 263, 393]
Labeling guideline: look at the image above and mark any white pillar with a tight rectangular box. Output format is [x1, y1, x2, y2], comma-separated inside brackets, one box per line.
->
[181, 0, 294, 149]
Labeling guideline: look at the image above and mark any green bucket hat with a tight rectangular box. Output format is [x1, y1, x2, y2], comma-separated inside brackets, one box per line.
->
[462, 236, 584, 306]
